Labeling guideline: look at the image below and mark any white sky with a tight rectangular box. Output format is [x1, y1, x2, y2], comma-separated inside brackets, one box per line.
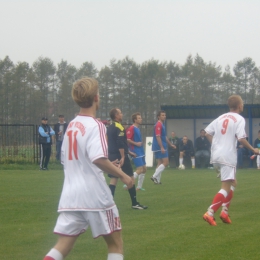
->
[1, 0, 260, 70]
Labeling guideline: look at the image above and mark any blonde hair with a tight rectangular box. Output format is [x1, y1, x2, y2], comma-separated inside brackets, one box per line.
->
[228, 95, 243, 111]
[72, 77, 98, 108]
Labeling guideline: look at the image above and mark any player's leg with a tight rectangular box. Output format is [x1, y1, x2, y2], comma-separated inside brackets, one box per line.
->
[152, 153, 168, 183]
[43, 235, 78, 260]
[109, 177, 118, 197]
[122, 156, 147, 209]
[220, 179, 237, 224]
[103, 231, 124, 260]
[203, 164, 235, 225]
[151, 157, 162, 183]
[43, 212, 87, 259]
[137, 165, 146, 191]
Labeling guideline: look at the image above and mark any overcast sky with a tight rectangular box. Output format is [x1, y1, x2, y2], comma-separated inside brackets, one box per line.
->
[1, 0, 260, 70]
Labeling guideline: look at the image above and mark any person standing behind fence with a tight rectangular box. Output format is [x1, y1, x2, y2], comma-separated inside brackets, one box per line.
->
[39, 117, 55, 170]
[54, 115, 68, 161]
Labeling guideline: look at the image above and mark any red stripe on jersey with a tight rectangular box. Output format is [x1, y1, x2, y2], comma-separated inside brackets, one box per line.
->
[95, 119, 108, 157]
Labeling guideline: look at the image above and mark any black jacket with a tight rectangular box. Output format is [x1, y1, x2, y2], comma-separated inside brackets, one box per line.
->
[107, 121, 128, 156]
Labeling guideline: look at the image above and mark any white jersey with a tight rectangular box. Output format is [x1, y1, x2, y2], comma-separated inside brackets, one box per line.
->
[58, 115, 115, 212]
[205, 112, 247, 167]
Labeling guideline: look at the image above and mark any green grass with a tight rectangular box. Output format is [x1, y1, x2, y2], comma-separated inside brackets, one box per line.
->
[1, 167, 260, 260]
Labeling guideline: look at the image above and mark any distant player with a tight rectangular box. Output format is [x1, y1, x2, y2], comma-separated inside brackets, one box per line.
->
[252, 130, 260, 169]
[43, 77, 132, 260]
[150, 110, 173, 184]
[203, 95, 259, 226]
[127, 112, 146, 191]
[107, 108, 148, 210]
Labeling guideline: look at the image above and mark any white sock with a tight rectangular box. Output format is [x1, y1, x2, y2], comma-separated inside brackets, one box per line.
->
[137, 173, 145, 189]
[133, 172, 138, 179]
[157, 172, 162, 182]
[191, 158, 195, 166]
[153, 164, 165, 179]
[107, 253, 124, 260]
[179, 158, 183, 165]
[46, 248, 63, 260]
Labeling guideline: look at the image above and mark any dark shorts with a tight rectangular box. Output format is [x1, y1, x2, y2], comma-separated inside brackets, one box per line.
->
[108, 154, 133, 178]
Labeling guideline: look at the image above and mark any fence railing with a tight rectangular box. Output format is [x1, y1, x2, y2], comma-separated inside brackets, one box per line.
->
[0, 123, 155, 164]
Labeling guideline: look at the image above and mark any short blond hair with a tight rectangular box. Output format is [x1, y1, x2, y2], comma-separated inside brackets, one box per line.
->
[228, 95, 243, 110]
[72, 77, 98, 108]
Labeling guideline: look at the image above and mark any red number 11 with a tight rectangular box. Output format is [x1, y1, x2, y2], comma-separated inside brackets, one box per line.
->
[67, 130, 78, 160]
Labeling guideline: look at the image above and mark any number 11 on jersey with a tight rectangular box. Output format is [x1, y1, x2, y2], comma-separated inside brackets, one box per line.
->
[67, 130, 78, 160]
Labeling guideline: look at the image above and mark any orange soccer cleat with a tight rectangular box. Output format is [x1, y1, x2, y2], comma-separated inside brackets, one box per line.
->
[203, 212, 217, 226]
[220, 211, 232, 224]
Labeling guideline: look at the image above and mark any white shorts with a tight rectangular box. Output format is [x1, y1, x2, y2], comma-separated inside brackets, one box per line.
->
[54, 207, 121, 238]
[213, 163, 236, 181]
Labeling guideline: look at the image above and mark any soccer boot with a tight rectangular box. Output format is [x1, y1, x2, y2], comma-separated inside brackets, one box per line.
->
[203, 212, 217, 226]
[220, 211, 232, 224]
[132, 203, 148, 210]
[150, 176, 158, 184]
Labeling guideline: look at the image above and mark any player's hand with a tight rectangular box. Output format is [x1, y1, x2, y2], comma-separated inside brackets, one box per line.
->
[172, 145, 176, 149]
[161, 147, 166, 153]
[112, 159, 120, 168]
[129, 151, 136, 158]
[119, 157, 125, 167]
[120, 174, 133, 190]
[253, 148, 260, 155]
[136, 142, 142, 147]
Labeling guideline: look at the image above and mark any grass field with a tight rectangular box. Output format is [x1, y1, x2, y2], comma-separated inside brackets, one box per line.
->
[1, 165, 260, 260]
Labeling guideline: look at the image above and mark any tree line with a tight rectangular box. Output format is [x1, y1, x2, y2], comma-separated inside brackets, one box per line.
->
[0, 55, 259, 125]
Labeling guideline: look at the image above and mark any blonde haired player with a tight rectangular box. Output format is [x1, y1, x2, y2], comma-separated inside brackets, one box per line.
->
[43, 77, 132, 260]
[203, 95, 259, 226]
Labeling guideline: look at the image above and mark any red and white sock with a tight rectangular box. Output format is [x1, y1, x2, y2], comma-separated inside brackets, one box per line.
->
[43, 248, 63, 260]
[207, 189, 228, 215]
[222, 186, 235, 211]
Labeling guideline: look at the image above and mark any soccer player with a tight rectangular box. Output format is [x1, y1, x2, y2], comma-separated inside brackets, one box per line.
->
[43, 77, 133, 260]
[203, 95, 259, 226]
[150, 110, 173, 184]
[107, 108, 148, 210]
[126, 112, 146, 191]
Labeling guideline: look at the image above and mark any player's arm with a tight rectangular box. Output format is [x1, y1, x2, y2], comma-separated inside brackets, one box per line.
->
[205, 133, 213, 144]
[39, 127, 49, 137]
[156, 135, 166, 153]
[238, 138, 259, 155]
[93, 158, 132, 189]
[127, 139, 142, 147]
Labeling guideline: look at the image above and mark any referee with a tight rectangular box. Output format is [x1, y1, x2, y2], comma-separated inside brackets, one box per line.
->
[107, 108, 148, 210]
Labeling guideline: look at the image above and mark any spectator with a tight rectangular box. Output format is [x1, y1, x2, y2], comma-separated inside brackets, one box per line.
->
[38, 117, 55, 170]
[253, 130, 260, 169]
[168, 131, 180, 168]
[54, 115, 68, 161]
[195, 129, 211, 168]
[237, 138, 248, 169]
[179, 136, 195, 168]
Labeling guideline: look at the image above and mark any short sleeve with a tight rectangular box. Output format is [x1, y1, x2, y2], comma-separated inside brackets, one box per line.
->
[126, 125, 134, 140]
[155, 122, 162, 136]
[87, 123, 108, 162]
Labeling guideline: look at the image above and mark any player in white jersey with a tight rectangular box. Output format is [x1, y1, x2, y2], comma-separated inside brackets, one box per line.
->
[43, 78, 132, 260]
[203, 95, 259, 226]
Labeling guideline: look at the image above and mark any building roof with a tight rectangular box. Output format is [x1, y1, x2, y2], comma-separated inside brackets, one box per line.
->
[161, 104, 260, 119]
